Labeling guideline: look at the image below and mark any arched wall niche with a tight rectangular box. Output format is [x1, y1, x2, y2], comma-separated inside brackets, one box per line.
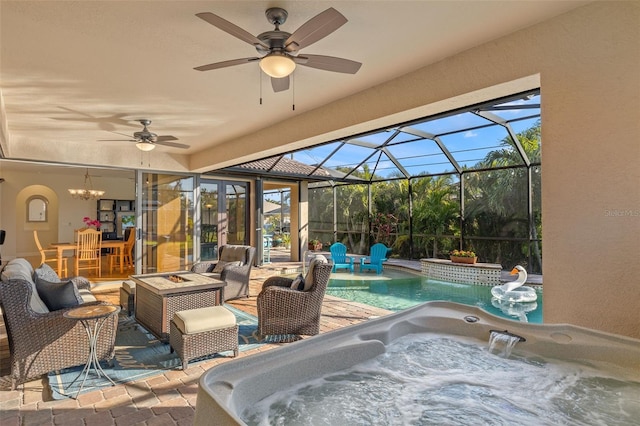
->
[27, 196, 48, 223]
[16, 185, 59, 257]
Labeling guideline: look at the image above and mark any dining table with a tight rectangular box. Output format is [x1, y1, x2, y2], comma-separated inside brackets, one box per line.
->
[51, 240, 127, 276]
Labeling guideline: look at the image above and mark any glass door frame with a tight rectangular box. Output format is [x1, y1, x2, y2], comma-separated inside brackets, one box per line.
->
[197, 178, 250, 261]
[134, 172, 252, 272]
[135, 170, 196, 274]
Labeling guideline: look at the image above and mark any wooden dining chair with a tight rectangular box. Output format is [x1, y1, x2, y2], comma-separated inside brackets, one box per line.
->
[33, 230, 67, 277]
[109, 227, 135, 272]
[75, 228, 102, 277]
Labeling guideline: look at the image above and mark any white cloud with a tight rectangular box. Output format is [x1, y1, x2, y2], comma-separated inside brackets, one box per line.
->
[464, 131, 478, 138]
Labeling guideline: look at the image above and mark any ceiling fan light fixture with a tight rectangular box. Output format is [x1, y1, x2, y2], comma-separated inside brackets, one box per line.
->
[259, 52, 296, 78]
[136, 141, 156, 151]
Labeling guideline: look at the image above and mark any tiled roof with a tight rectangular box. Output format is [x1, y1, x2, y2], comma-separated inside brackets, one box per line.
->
[235, 156, 334, 178]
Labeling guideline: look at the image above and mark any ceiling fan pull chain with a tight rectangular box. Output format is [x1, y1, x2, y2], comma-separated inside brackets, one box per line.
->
[292, 72, 295, 111]
[259, 67, 263, 105]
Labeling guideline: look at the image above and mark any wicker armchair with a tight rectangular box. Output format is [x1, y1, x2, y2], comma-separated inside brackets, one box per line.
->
[257, 257, 332, 338]
[0, 278, 118, 390]
[191, 245, 256, 301]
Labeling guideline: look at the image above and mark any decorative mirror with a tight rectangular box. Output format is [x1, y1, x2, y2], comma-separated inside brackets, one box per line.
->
[27, 196, 48, 222]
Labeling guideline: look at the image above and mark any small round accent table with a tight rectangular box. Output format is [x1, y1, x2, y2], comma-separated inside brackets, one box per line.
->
[63, 304, 120, 398]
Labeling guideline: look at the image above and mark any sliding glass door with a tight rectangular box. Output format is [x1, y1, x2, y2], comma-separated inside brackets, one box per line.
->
[199, 179, 248, 261]
[136, 174, 248, 271]
[139, 173, 195, 273]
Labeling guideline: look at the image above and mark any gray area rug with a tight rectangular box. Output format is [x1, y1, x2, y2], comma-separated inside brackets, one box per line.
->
[47, 305, 262, 399]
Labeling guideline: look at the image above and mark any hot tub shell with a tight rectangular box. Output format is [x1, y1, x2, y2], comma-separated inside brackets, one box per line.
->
[194, 301, 640, 425]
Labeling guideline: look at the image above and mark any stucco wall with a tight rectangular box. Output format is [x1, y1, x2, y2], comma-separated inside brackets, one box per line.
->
[195, 2, 640, 338]
[0, 169, 135, 258]
[537, 3, 640, 339]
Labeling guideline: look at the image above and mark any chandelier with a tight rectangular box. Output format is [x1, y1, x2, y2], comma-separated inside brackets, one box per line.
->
[68, 169, 105, 200]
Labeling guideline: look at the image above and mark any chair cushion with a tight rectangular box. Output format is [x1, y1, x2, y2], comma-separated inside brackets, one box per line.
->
[1, 258, 35, 280]
[35, 277, 82, 311]
[77, 288, 97, 303]
[122, 280, 136, 293]
[303, 255, 328, 291]
[290, 274, 305, 291]
[219, 246, 247, 264]
[173, 306, 236, 335]
[1, 258, 49, 313]
[212, 260, 241, 273]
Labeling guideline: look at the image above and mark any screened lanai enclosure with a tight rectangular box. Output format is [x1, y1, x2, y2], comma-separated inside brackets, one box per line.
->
[225, 89, 542, 274]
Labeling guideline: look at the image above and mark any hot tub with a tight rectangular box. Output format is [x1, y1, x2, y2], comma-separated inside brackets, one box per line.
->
[194, 301, 640, 425]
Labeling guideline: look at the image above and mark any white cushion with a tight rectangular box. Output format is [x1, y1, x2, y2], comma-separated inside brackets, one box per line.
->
[78, 289, 97, 303]
[1, 259, 49, 313]
[1, 258, 35, 282]
[173, 306, 236, 335]
[303, 255, 328, 291]
[122, 280, 136, 293]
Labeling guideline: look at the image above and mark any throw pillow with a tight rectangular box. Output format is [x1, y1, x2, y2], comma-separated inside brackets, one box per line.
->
[34, 262, 61, 283]
[212, 260, 241, 273]
[290, 274, 305, 291]
[35, 277, 82, 311]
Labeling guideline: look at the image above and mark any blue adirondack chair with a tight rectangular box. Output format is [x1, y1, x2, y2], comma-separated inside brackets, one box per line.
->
[360, 243, 389, 274]
[329, 242, 355, 273]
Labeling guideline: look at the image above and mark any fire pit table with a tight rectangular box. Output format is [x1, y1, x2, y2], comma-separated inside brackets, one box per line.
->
[130, 272, 226, 342]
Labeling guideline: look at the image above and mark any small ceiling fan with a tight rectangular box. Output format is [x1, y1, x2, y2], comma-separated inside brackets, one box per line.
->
[194, 7, 362, 92]
[101, 119, 187, 151]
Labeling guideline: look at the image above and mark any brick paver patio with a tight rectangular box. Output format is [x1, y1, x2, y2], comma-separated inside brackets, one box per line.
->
[0, 265, 391, 425]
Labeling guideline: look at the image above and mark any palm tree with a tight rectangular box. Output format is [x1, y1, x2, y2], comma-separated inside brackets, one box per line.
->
[413, 175, 459, 258]
[464, 120, 541, 268]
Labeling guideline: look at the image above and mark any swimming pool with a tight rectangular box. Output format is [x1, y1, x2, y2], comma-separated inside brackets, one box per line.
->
[326, 268, 543, 323]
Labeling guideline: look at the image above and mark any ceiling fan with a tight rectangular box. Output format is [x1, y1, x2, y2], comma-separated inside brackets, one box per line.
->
[101, 119, 187, 151]
[194, 7, 362, 92]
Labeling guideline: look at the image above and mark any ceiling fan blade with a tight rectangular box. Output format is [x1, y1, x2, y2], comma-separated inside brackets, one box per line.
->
[101, 130, 136, 139]
[271, 76, 290, 93]
[155, 140, 190, 149]
[295, 54, 362, 74]
[285, 8, 347, 52]
[196, 12, 268, 49]
[98, 139, 135, 142]
[155, 135, 178, 143]
[195, 57, 259, 71]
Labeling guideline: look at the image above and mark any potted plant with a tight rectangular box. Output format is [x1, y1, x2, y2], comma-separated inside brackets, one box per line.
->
[449, 249, 477, 264]
[81, 216, 101, 231]
[308, 239, 323, 251]
[281, 233, 291, 249]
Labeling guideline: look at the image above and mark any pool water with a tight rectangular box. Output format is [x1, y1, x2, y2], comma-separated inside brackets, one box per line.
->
[326, 268, 543, 323]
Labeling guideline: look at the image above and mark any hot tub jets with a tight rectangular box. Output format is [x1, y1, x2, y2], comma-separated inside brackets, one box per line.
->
[194, 301, 640, 426]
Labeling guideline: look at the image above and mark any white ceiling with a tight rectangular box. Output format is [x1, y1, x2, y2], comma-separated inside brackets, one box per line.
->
[0, 1, 588, 176]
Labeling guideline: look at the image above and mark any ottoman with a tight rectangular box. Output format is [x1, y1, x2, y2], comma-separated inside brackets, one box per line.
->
[119, 280, 136, 316]
[169, 306, 239, 370]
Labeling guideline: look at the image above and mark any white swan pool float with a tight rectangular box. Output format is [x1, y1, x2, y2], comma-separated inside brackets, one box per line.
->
[491, 265, 538, 303]
[491, 298, 538, 322]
